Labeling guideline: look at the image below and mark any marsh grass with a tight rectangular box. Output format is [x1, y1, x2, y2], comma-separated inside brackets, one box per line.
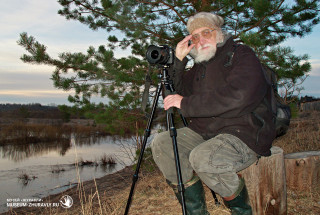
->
[78, 158, 99, 167]
[51, 165, 66, 174]
[100, 154, 116, 166]
[74, 155, 118, 168]
[0, 122, 108, 145]
[18, 172, 37, 186]
[0, 122, 70, 145]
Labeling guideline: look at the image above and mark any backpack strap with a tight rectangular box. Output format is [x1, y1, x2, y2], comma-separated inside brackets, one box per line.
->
[224, 44, 241, 67]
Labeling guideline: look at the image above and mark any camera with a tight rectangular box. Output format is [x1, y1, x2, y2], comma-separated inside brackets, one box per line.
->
[146, 45, 174, 65]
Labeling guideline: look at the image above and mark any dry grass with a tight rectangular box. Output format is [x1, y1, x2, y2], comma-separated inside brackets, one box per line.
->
[23, 170, 231, 215]
[286, 186, 320, 215]
[273, 111, 320, 153]
[98, 171, 231, 215]
[5, 111, 320, 215]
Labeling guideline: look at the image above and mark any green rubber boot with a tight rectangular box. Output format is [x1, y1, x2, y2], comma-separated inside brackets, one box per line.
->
[223, 177, 252, 215]
[167, 175, 209, 215]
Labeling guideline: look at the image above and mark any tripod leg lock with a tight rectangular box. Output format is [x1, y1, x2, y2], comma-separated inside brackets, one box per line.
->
[177, 183, 185, 193]
[169, 126, 177, 137]
[132, 174, 138, 183]
[144, 129, 151, 137]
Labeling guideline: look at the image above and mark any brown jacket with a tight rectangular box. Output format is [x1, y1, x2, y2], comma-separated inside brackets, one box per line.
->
[171, 36, 276, 156]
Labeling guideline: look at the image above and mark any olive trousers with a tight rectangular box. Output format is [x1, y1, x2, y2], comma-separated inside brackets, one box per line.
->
[151, 127, 257, 197]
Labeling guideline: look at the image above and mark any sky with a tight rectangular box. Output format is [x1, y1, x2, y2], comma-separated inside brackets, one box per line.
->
[0, 0, 320, 106]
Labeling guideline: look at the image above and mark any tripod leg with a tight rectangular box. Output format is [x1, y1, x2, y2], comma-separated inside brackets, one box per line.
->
[161, 67, 187, 215]
[210, 189, 220, 205]
[167, 109, 187, 215]
[174, 108, 188, 127]
[124, 84, 162, 215]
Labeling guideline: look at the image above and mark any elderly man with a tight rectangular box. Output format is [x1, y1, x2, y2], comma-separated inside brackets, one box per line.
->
[151, 12, 276, 215]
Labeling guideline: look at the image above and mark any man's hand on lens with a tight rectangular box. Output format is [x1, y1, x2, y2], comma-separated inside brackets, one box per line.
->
[164, 94, 183, 110]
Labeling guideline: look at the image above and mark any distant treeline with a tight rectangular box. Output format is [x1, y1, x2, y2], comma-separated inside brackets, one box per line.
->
[0, 103, 57, 111]
[299, 96, 320, 103]
[0, 103, 82, 120]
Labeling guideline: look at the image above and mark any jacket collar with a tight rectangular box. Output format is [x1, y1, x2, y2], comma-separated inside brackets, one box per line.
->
[217, 33, 233, 48]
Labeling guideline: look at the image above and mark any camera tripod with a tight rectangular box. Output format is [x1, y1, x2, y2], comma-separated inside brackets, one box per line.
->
[124, 65, 188, 215]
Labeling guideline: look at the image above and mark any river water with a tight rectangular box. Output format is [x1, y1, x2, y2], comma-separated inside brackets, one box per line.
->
[0, 134, 142, 213]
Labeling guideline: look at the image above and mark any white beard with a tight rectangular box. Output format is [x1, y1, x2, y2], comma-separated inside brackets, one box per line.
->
[189, 43, 217, 63]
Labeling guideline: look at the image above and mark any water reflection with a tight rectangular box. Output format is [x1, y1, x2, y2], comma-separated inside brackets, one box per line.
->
[0, 140, 71, 162]
[0, 133, 122, 162]
[96, 163, 117, 173]
[73, 133, 111, 146]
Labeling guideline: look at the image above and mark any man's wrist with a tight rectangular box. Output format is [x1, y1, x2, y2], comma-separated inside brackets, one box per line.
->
[174, 56, 188, 70]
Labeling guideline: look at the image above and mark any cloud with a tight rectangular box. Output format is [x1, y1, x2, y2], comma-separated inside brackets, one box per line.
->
[0, 71, 55, 90]
[283, 23, 320, 62]
[1, 0, 319, 104]
[0, 70, 72, 105]
[0, 89, 70, 97]
[0, 0, 108, 53]
[1, 1, 61, 36]
[0, 93, 70, 105]
[301, 76, 320, 97]
[309, 59, 320, 77]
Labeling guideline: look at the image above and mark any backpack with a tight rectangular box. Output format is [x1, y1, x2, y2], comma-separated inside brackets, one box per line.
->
[225, 44, 291, 137]
[261, 65, 291, 137]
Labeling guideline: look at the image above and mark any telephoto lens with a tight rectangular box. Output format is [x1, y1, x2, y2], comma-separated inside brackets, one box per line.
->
[146, 45, 174, 65]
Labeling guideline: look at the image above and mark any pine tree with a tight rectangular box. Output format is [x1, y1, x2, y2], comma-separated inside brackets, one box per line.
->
[17, 0, 319, 134]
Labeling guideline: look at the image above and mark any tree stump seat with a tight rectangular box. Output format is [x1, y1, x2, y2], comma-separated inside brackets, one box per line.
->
[284, 151, 320, 191]
[238, 146, 287, 215]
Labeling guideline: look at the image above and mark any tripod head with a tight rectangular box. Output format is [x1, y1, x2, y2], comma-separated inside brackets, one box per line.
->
[157, 65, 176, 96]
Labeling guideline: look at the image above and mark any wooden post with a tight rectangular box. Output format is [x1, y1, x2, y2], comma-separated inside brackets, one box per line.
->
[284, 151, 320, 191]
[239, 146, 287, 215]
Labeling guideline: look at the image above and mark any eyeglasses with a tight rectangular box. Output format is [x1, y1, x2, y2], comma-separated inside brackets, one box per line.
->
[191, 29, 215, 44]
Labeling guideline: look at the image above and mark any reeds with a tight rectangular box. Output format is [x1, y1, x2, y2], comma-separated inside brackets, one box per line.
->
[18, 172, 37, 185]
[0, 122, 108, 145]
[100, 154, 116, 166]
[51, 165, 66, 174]
[76, 154, 117, 167]
[0, 122, 70, 145]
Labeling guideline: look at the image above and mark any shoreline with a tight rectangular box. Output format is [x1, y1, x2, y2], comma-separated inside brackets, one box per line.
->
[3, 165, 135, 215]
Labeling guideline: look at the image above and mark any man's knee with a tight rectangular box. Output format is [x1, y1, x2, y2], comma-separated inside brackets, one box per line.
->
[189, 144, 211, 172]
[189, 141, 235, 174]
[151, 131, 171, 157]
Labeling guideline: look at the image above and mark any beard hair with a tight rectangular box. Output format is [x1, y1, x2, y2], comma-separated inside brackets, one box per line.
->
[189, 43, 217, 63]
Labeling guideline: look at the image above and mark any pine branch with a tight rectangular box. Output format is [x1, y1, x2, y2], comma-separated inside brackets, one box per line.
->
[234, 0, 285, 38]
[158, 0, 187, 25]
[254, 0, 319, 38]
